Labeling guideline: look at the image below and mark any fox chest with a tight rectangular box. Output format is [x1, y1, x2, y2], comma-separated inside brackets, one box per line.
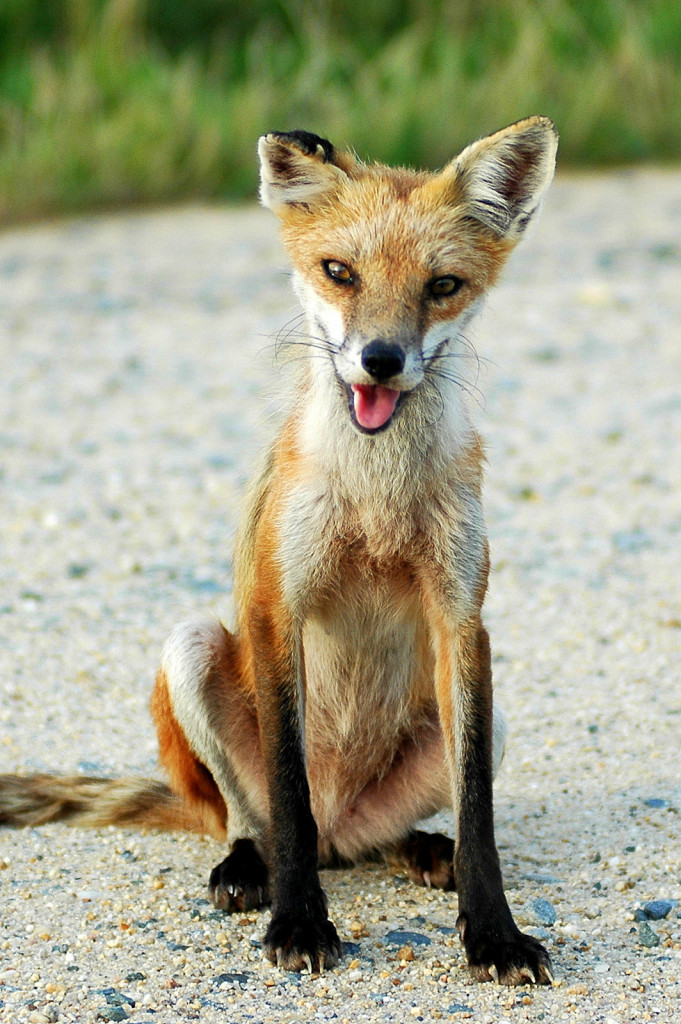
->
[298, 561, 439, 848]
[301, 565, 434, 760]
[276, 472, 488, 632]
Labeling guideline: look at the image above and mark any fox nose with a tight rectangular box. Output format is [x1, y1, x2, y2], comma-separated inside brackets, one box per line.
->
[361, 340, 406, 381]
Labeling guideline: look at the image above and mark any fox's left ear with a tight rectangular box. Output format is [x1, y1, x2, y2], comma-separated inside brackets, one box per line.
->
[444, 116, 558, 239]
[258, 130, 354, 213]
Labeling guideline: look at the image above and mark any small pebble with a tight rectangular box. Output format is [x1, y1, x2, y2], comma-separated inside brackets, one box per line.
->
[643, 900, 676, 920]
[523, 898, 557, 927]
[77, 888, 104, 901]
[102, 990, 135, 1008]
[526, 926, 553, 943]
[637, 922, 661, 948]
[384, 929, 431, 947]
[97, 1009, 128, 1023]
[213, 971, 251, 988]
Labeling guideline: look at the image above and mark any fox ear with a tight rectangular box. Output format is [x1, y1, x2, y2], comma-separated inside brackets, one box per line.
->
[258, 130, 350, 213]
[447, 116, 558, 239]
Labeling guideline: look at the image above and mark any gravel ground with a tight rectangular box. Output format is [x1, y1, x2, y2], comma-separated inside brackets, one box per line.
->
[1, 169, 680, 1023]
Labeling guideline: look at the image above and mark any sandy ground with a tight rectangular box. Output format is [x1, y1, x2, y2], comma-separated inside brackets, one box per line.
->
[1, 169, 680, 1023]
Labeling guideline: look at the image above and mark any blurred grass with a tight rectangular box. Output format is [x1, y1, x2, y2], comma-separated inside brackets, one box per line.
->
[1, 0, 680, 223]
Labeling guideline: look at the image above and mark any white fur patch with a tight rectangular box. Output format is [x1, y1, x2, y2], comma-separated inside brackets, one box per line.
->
[292, 273, 345, 349]
[161, 618, 222, 756]
[492, 704, 508, 778]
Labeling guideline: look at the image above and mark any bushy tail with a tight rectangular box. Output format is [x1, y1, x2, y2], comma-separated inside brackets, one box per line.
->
[0, 773, 207, 833]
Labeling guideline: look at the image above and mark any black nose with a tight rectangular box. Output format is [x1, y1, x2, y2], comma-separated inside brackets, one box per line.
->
[361, 340, 406, 381]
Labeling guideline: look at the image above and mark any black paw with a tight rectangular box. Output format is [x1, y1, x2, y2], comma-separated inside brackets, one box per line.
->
[208, 838, 271, 913]
[458, 913, 554, 985]
[264, 907, 342, 973]
[399, 830, 456, 890]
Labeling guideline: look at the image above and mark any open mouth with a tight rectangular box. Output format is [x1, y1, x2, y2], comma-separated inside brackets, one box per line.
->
[347, 383, 405, 434]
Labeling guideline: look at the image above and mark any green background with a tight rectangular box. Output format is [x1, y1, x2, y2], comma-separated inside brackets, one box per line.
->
[1, 0, 680, 223]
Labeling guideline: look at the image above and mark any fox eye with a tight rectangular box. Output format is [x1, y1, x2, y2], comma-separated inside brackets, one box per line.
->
[429, 275, 465, 298]
[323, 260, 354, 284]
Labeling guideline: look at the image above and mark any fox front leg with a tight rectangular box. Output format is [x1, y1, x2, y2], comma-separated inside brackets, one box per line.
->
[432, 613, 553, 985]
[246, 604, 341, 973]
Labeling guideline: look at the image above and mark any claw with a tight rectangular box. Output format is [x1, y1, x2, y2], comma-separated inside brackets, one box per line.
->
[489, 963, 499, 983]
[303, 954, 314, 974]
[521, 967, 536, 985]
[423, 871, 432, 889]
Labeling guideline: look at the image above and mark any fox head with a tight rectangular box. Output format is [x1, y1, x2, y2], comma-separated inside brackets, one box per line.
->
[258, 119, 557, 436]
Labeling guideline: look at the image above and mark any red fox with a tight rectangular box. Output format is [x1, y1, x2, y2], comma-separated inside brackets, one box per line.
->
[1, 118, 558, 984]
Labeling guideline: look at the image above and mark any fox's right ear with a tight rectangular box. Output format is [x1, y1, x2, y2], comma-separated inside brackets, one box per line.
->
[258, 131, 352, 213]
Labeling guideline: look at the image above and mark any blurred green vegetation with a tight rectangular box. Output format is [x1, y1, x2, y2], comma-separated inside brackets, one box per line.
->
[1, 0, 680, 223]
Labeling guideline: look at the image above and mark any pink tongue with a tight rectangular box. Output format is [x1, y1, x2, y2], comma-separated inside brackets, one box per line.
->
[352, 384, 400, 430]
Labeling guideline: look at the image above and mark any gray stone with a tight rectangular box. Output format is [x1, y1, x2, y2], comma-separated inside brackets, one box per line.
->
[213, 972, 252, 987]
[97, 1009, 129, 1023]
[526, 926, 553, 942]
[384, 929, 432, 946]
[643, 900, 676, 920]
[524, 898, 557, 927]
[638, 922, 661, 948]
[101, 991, 135, 1008]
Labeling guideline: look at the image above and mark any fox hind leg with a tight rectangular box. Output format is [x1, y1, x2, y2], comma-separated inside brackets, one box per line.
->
[208, 838, 272, 913]
[385, 703, 507, 892]
[153, 618, 270, 912]
[393, 830, 456, 889]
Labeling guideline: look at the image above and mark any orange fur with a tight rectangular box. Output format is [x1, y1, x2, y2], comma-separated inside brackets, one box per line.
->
[151, 669, 227, 840]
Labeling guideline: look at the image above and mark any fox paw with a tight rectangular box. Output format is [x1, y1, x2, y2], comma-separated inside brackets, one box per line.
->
[399, 830, 456, 890]
[458, 913, 554, 986]
[264, 909, 342, 973]
[208, 838, 271, 913]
